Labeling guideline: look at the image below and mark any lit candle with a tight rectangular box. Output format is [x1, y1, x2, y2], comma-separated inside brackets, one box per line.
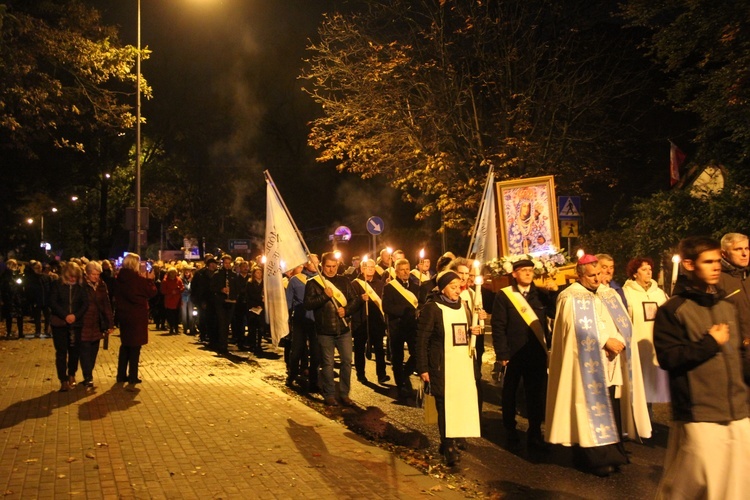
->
[671, 254, 680, 294]
[471, 272, 484, 357]
[576, 248, 585, 260]
[419, 248, 425, 282]
[261, 255, 267, 265]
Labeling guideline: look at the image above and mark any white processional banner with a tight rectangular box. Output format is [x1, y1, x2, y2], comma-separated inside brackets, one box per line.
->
[264, 180, 308, 346]
[471, 171, 498, 265]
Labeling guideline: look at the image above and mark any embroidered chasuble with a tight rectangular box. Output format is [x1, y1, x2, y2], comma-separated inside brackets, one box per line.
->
[437, 302, 481, 438]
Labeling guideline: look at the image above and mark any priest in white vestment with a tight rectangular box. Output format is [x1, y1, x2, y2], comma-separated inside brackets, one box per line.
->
[546, 255, 651, 477]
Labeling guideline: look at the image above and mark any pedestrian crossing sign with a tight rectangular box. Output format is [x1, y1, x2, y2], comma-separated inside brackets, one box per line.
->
[557, 196, 581, 218]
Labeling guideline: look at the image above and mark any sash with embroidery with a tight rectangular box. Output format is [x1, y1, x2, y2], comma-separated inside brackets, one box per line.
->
[389, 279, 418, 309]
[501, 287, 548, 356]
[410, 269, 431, 283]
[599, 288, 634, 403]
[312, 275, 348, 307]
[354, 278, 384, 315]
[571, 291, 619, 446]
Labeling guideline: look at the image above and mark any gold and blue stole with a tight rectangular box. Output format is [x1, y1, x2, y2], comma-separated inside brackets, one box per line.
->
[599, 288, 634, 403]
[571, 291, 619, 446]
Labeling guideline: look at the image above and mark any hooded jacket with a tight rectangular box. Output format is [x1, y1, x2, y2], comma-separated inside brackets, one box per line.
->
[654, 283, 748, 422]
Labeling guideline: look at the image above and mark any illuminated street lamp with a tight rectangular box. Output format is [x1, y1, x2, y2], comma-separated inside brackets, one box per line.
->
[136, 0, 143, 256]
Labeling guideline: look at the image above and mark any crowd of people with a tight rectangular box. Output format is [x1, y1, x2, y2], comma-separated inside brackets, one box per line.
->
[1, 231, 748, 497]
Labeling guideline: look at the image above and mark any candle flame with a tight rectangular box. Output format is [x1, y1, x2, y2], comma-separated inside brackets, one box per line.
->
[474, 275, 483, 286]
[261, 255, 267, 264]
[386, 246, 393, 255]
[473, 259, 480, 269]
[362, 255, 369, 262]
[419, 248, 425, 259]
[576, 249, 585, 259]
[671, 254, 681, 263]
[334, 250, 342, 260]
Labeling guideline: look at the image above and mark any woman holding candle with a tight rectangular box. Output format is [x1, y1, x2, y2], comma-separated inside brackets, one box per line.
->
[416, 270, 482, 466]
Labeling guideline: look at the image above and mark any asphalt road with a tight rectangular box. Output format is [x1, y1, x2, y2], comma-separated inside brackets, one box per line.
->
[255, 332, 668, 498]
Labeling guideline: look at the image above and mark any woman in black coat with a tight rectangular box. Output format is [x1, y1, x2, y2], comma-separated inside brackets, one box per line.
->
[49, 263, 89, 392]
[416, 271, 482, 466]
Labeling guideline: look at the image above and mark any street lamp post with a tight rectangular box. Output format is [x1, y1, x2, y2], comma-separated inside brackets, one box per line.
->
[135, 0, 142, 256]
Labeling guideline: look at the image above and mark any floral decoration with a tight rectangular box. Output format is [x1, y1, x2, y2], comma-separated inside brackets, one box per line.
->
[486, 250, 569, 278]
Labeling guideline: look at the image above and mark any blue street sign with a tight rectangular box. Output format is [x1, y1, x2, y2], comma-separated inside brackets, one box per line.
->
[367, 216, 384, 235]
[558, 196, 582, 218]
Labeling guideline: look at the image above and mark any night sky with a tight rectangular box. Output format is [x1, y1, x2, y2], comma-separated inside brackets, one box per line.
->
[91, 0, 441, 261]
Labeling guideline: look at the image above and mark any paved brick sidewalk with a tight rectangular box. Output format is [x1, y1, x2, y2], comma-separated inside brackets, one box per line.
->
[0, 330, 462, 499]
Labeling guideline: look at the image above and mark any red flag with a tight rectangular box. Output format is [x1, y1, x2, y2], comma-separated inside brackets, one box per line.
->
[670, 141, 686, 186]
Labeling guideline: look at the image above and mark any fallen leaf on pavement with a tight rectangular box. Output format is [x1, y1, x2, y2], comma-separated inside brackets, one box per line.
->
[85, 452, 95, 459]
[65, 457, 76, 463]
[25, 459, 38, 464]
[276, 459, 288, 465]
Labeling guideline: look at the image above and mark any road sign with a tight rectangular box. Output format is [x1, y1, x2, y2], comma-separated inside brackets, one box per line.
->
[229, 239, 252, 251]
[560, 219, 579, 238]
[334, 226, 352, 241]
[558, 196, 582, 218]
[367, 216, 384, 235]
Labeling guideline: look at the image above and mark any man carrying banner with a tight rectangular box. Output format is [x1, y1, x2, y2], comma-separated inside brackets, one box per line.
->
[352, 259, 389, 385]
[491, 259, 556, 449]
[546, 254, 651, 477]
[304, 252, 362, 406]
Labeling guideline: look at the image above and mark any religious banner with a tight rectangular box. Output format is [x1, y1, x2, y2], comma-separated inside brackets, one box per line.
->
[495, 175, 560, 257]
[264, 172, 309, 346]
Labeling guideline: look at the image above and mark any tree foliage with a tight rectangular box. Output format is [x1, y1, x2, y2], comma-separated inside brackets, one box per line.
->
[0, 0, 149, 156]
[621, 0, 750, 177]
[301, 0, 655, 231]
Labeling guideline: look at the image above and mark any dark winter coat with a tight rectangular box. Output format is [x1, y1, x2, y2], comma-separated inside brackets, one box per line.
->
[114, 268, 157, 346]
[49, 280, 89, 329]
[490, 283, 555, 361]
[81, 279, 113, 342]
[654, 283, 748, 422]
[304, 274, 362, 336]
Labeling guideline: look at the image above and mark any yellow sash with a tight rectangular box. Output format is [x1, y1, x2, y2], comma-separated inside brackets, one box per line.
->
[292, 274, 308, 285]
[501, 286, 548, 355]
[410, 269, 431, 283]
[375, 265, 386, 276]
[354, 278, 384, 314]
[313, 275, 348, 307]
[389, 279, 418, 309]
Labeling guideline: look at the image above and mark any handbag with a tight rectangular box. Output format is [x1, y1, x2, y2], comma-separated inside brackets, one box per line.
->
[423, 382, 438, 425]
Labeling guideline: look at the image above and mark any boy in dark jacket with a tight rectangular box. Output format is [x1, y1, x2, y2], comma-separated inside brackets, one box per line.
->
[654, 236, 749, 499]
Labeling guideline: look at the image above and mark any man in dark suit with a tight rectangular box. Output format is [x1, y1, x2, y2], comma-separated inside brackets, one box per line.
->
[491, 259, 556, 449]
